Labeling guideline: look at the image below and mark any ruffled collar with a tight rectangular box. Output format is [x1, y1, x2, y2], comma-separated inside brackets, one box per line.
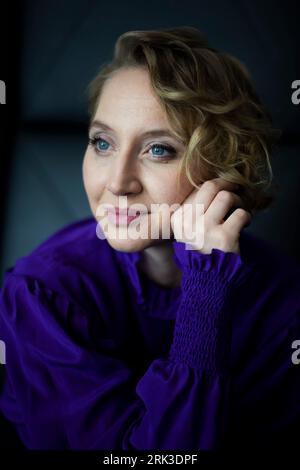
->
[114, 246, 182, 318]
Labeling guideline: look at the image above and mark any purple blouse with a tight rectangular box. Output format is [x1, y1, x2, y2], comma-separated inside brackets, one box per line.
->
[0, 216, 299, 450]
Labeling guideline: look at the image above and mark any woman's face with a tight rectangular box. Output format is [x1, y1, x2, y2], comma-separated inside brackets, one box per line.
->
[82, 66, 194, 252]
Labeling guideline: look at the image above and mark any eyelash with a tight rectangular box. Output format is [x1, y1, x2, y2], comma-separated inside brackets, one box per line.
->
[88, 136, 177, 162]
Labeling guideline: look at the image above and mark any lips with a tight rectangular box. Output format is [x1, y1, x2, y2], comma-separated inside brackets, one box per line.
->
[105, 206, 149, 226]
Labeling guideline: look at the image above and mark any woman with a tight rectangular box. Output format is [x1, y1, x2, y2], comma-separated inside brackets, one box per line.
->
[0, 26, 299, 450]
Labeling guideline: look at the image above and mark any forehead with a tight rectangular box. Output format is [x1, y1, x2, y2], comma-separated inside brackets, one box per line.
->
[95, 67, 167, 122]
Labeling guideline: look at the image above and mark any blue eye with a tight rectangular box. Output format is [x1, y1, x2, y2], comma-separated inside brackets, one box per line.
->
[97, 139, 110, 151]
[149, 144, 176, 159]
[150, 144, 168, 156]
[89, 137, 110, 152]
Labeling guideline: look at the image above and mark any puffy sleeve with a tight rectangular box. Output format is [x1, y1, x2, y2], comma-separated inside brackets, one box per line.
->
[0, 246, 255, 450]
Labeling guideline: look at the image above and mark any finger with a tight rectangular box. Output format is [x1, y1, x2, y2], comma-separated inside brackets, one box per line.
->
[195, 178, 240, 213]
[204, 190, 244, 225]
[174, 178, 240, 218]
[223, 208, 252, 233]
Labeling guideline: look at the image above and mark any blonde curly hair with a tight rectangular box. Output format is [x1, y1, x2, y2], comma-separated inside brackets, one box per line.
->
[87, 26, 281, 215]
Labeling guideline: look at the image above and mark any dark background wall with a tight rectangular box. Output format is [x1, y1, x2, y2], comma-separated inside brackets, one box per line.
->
[0, 0, 299, 449]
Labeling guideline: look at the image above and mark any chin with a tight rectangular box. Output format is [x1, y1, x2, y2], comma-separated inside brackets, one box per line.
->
[95, 215, 173, 253]
[105, 236, 156, 253]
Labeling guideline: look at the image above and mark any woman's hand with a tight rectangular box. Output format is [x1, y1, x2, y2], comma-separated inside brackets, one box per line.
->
[170, 178, 252, 255]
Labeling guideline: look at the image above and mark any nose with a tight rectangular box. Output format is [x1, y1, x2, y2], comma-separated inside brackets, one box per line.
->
[106, 155, 142, 196]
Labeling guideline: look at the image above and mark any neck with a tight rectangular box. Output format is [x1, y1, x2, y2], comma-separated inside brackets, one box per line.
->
[137, 241, 182, 288]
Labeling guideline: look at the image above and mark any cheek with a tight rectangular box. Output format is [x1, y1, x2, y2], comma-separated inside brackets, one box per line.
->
[82, 153, 106, 203]
[148, 167, 194, 206]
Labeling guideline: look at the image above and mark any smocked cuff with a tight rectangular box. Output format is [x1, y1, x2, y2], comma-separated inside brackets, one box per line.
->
[169, 241, 257, 374]
[172, 240, 256, 287]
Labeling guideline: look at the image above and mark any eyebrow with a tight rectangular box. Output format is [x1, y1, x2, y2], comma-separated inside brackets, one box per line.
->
[89, 119, 183, 143]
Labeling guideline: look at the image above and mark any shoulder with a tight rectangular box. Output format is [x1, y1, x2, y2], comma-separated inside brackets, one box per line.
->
[1, 217, 123, 308]
[14, 216, 110, 269]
